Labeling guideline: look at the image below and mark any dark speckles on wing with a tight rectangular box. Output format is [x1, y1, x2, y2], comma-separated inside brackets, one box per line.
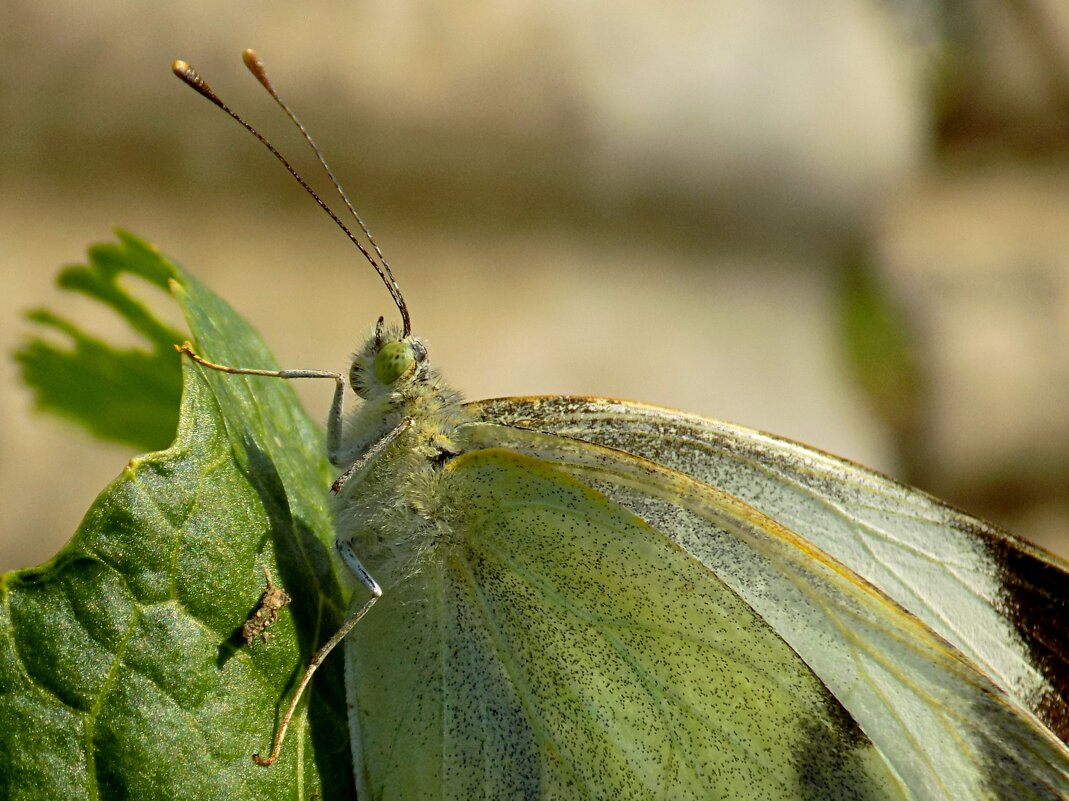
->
[795, 709, 889, 801]
[468, 395, 1069, 753]
[457, 402, 1069, 798]
[415, 448, 906, 800]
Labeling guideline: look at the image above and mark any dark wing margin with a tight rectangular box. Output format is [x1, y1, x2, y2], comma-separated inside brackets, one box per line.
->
[987, 534, 1069, 743]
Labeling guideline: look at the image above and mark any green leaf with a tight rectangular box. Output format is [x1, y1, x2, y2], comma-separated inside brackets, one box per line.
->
[1, 231, 354, 800]
[14, 232, 186, 451]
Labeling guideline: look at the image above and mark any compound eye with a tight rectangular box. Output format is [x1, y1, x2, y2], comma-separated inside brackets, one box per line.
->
[373, 341, 416, 385]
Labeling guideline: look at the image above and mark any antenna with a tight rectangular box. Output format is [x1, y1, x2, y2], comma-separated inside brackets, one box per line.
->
[172, 56, 412, 336]
[240, 50, 394, 284]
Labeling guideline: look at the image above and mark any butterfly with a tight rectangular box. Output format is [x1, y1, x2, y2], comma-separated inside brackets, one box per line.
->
[173, 51, 1069, 800]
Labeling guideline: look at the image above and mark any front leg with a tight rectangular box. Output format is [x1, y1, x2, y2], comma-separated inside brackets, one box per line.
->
[175, 341, 348, 464]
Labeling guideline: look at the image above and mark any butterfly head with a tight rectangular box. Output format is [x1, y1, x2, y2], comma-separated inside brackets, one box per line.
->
[350, 317, 430, 400]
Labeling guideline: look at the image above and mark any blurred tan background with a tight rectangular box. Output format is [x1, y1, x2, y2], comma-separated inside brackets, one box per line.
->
[2, 1, 1068, 572]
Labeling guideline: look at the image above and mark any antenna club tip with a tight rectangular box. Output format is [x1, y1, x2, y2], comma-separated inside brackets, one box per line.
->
[242, 48, 273, 89]
[171, 59, 191, 76]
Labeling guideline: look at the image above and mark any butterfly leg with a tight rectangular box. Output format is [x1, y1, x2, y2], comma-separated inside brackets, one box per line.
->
[252, 541, 382, 767]
[330, 416, 413, 494]
[336, 539, 382, 597]
[175, 341, 349, 465]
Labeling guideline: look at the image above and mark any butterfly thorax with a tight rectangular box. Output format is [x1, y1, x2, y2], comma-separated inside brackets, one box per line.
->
[331, 325, 472, 589]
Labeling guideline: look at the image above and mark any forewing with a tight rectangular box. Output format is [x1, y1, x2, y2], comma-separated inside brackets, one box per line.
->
[469, 396, 1069, 745]
[345, 448, 907, 801]
[458, 421, 1069, 800]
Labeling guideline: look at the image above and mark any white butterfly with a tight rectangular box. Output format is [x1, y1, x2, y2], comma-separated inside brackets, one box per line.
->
[174, 50, 1069, 800]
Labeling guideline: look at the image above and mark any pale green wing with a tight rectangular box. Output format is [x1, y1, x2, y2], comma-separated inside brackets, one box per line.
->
[457, 421, 1069, 800]
[468, 396, 1069, 747]
[345, 447, 909, 801]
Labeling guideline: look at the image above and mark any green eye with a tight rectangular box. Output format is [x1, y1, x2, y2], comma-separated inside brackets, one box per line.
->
[373, 341, 415, 385]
